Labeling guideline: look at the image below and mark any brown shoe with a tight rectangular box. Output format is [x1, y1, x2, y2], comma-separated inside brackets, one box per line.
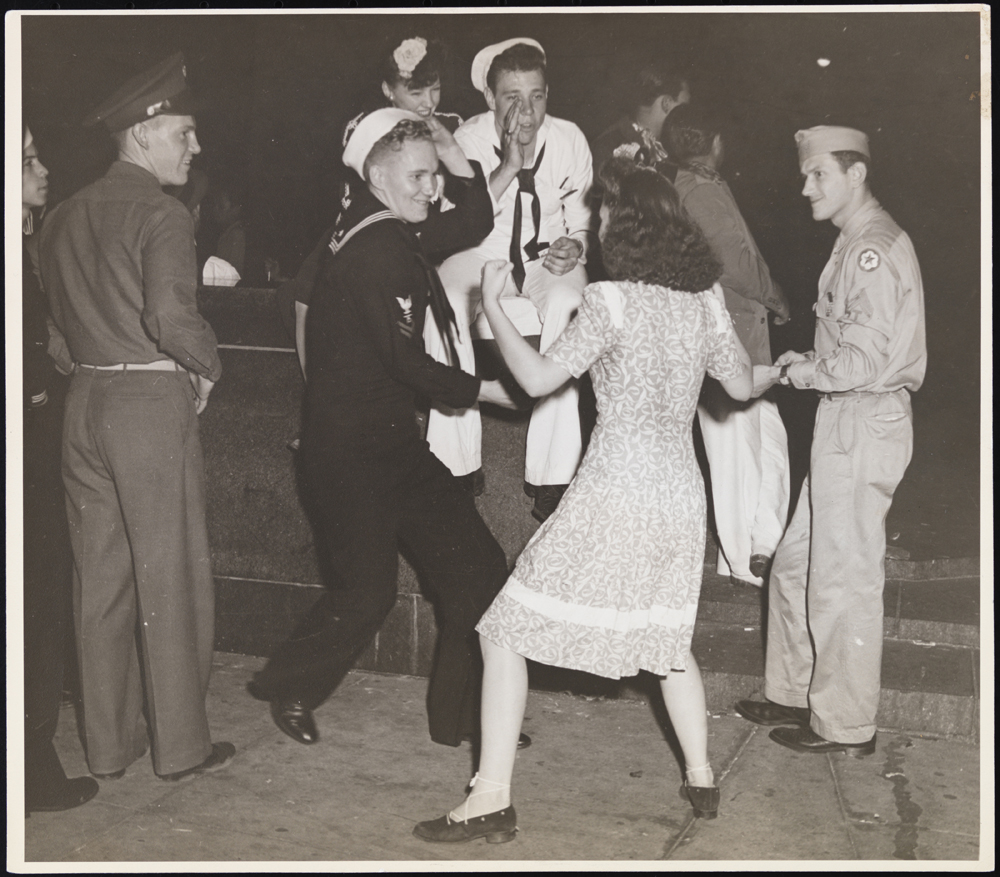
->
[735, 699, 810, 727]
[159, 742, 236, 782]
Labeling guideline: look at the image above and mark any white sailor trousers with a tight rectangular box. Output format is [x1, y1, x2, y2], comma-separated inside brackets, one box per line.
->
[424, 249, 586, 486]
[763, 389, 913, 744]
[697, 382, 791, 583]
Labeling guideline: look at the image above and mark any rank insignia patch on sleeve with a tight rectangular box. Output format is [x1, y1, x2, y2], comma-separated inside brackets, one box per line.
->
[858, 249, 881, 272]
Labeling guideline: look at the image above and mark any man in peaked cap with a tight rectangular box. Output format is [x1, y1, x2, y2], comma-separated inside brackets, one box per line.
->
[40, 52, 235, 782]
[423, 38, 593, 523]
[735, 126, 927, 757]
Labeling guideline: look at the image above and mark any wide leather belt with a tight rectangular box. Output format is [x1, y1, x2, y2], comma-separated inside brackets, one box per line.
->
[76, 361, 179, 372]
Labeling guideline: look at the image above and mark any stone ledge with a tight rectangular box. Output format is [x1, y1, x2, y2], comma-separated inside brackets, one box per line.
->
[214, 576, 981, 741]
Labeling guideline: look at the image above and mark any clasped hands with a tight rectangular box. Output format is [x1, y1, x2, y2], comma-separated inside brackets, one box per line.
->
[752, 350, 809, 397]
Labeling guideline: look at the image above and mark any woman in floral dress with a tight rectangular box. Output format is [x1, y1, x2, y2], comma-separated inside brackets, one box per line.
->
[415, 158, 754, 843]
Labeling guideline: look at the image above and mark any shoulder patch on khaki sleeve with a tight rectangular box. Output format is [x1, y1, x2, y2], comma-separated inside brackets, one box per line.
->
[858, 249, 881, 272]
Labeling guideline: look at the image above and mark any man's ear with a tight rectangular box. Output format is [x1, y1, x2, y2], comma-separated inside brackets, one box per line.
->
[368, 162, 385, 191]
[848, 161, 868, 189]
[130, 121, 150, 151]
[381, 81, 393, 102]
[484, 87, 497, 113]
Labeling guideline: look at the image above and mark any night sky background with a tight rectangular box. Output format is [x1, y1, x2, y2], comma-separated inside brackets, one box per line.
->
[20, 10, 983, 403]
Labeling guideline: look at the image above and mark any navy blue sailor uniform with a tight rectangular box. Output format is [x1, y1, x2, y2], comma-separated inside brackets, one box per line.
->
[251, 162, 509, 747]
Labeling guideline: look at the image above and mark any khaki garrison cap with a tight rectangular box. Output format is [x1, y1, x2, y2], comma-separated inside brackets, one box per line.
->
[82, 52, 199, 132]
[795, 126, 870, 164]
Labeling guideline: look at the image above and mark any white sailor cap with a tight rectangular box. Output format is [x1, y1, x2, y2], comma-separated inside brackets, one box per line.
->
[470, 37, 545, 94]
[342, 107, 424, 177]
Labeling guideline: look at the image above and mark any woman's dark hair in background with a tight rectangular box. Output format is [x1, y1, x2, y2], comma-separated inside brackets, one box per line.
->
[627, 60, 689, 111]
[381, 36, 447, 90]
[598, 157, 721, 294]
[663, 103, 724, 167]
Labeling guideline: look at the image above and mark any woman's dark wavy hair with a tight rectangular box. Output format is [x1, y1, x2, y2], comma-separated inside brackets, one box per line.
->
[598, 157, 722, 294]
[382, 37, 447, 90]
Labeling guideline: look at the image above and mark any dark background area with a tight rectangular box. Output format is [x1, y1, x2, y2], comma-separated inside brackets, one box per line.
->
[21, 9, 983, 432]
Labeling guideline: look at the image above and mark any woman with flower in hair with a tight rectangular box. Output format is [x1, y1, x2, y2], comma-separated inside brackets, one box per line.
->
[288, 36, 468, 380]
[414, 158, 753, 843]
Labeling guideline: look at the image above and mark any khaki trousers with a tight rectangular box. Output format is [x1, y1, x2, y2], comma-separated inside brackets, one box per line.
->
[764, 389, 913, 743]
[63, 367, 215, 776]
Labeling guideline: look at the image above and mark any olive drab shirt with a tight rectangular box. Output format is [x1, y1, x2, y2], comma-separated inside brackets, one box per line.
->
[40, 161, 222, 382]
[787, 198, 926, 394]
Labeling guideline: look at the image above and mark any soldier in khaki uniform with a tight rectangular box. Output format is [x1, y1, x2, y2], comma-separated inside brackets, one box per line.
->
[736, 126, 927, 756]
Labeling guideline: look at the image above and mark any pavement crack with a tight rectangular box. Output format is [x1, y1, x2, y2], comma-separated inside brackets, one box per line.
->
[880, 737, 923, 860]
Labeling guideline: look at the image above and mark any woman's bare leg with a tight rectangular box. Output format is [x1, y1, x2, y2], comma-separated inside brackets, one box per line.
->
[449, 634, 528, 820]
[659, 651, 714, 787]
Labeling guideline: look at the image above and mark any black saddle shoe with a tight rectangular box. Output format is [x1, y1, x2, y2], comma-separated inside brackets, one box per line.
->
[679, 781, 720, 820]
[735, 699, 811, 727]
[414, 805, 518, 844]
[769, 726, 877, 758]
[271, 700, 319, 745]
[26, 776, 99, 813]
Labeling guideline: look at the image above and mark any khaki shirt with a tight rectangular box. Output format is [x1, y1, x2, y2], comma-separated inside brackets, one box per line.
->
[788, 198, 926, 394]
[40, 161, 222, 381]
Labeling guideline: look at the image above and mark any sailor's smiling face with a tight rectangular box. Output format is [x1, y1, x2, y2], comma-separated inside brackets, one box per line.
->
[368, 137, 439, 224]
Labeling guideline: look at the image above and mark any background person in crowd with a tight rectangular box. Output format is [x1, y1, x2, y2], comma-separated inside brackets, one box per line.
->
[590, 60, 691, 184]
[424, 38, 594, 522]
[666, 103, 791, 588]
[22, 123, 100, 815]
[285, 35, 463, 383]
[39, 53, 235, 783]
[248, 110, 518, 752]
[415, 158, 753, 844]
[737, 126, 926, 757]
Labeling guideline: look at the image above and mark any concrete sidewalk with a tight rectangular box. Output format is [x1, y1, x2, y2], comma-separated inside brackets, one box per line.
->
[17, 652, 987, 867]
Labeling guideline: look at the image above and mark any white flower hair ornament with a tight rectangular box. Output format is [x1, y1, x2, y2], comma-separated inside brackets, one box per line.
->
[613, 142, 641, 161]
[394, 38, 428, 79]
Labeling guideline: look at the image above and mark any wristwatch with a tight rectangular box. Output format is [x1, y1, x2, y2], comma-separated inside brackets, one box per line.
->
[778, 364, 791, 386]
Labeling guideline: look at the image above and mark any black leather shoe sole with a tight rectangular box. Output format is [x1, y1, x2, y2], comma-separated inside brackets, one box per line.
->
[735, 699, 811, 727]
[769, 726, 877, 758]
[27, 776, 100, 813]
[413, 806, 518, 844]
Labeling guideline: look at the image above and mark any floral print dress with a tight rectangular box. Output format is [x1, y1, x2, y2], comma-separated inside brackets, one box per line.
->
[476, 280, 744, 677]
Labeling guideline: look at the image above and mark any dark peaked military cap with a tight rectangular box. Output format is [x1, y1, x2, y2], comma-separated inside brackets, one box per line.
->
[82, 52, 199, 132]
